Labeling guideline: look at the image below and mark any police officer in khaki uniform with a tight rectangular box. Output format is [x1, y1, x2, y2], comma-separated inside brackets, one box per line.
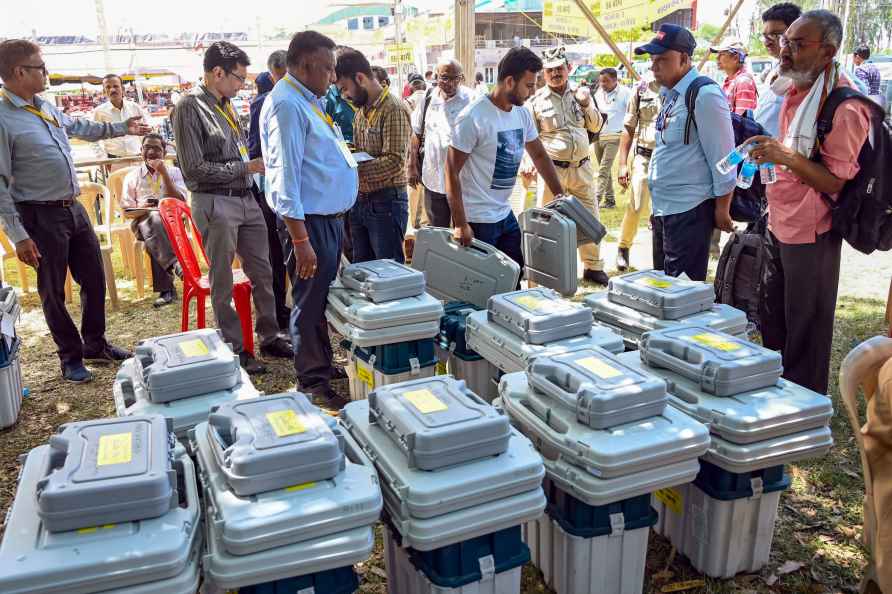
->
[616, 74, 661, 271]
[522, 47, 607, 285]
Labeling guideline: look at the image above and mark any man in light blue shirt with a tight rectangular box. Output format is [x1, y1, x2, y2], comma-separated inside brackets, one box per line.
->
[260, 30, 358, 408]
[753, 3, 802, 136]
[635, 25, 736, 281]
[0, 39, 151, 383]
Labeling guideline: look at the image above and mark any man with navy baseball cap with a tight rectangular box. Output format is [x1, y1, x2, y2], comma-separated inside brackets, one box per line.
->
[633, 24, 736, 281]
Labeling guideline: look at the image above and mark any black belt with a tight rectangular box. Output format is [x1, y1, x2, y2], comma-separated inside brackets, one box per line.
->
[198, 188, 252, 198]
[307, 211, 347, 220]
[552, 157, 590, 169]
[357, 186, 404, 200]
[636, 146, 653, 158]
[18, 200, 75, 208]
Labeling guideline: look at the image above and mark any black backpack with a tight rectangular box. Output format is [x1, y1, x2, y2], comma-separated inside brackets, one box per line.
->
[714, 215, 785, 344]
[814, 87, 892, 254]
[684, 76, 766, 223]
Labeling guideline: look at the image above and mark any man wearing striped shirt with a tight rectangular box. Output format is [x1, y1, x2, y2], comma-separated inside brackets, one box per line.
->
[712, 38, 759, 116]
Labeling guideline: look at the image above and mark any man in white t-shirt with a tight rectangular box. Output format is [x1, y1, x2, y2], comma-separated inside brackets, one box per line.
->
[445, 47, 564, 273]
[592, 68, 632, 208]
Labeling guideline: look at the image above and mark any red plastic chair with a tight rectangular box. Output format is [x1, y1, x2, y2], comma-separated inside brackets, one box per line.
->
[158, 198, 255, 355]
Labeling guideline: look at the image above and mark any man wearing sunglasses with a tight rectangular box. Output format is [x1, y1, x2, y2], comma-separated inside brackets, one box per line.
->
[634, 24, 736, 282]
[753, 3, 802, 136]
[746, 10, 873, 395]
[174, 41, 292, 375]
[0, 39, 151, 383]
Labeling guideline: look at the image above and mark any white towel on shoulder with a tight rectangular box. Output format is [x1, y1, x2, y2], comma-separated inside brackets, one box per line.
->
[782, 62, 840, 158]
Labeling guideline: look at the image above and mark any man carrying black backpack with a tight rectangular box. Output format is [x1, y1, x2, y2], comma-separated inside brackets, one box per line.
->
[747, 10, 877, 395]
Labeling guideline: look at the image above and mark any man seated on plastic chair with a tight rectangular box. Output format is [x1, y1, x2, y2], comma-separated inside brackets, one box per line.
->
[120, 134, 185, 307]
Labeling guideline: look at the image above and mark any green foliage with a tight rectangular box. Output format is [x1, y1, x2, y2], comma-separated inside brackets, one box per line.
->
[594, 54, 619, 67]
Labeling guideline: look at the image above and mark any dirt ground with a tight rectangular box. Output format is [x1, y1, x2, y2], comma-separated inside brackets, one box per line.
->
[1, 206, 889, 593]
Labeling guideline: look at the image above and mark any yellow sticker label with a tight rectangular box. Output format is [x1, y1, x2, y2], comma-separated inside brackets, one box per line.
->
[77, 523, 116, 534]
[575, 356, 623, 379]
[285, 482, 317, 492]
[637, 277, 674, 289]
[97, 432, 133, 466]
[654, 487, 684, 515]
[403, 389, 448, 414]
[356, 364, 374, 389]
[512, 294, 569, 313]
[436, 361, 448, 376]
[265, 410, 306, 437]
[660, 579, 706, 592]
[178, 338, 210, 358]
[688, 333, 742, 352]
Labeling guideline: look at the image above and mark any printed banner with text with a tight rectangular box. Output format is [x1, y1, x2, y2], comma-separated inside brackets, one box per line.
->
[543, 0, 694, 35]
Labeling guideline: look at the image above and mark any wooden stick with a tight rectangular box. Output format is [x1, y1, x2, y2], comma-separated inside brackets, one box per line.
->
[698, 0, 747, 70]
[572, 0, 641, 81]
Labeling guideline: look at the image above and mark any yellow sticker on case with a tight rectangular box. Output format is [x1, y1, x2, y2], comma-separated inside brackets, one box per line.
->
[403, 389, 448, 414]
[688, 333, 742, 352]
[97, 432, 133, 466]
[654, 487, 684, 515]
[637, 277, 674, 289]
[266, 410, 306, 437]
[575, 356, 623, 379]
[178, 338, 210, 358]
[356, 365, 374, 389]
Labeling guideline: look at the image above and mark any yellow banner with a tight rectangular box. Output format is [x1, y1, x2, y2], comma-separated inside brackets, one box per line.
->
[386, 43, 415, 65]
[405, 15, 454, 45]
[542, 0, 693, 35]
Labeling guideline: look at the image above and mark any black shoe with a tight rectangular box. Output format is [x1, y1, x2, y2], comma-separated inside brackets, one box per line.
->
[153, 290, 176, 308]
[62, 362, 93, 383]
[616, 248, 630, 272]
[601, 200, 616, 209]
[260, 336, 293, 359]
[309, 387, 348, 410]
[84, 343, 132, 362]
[583, 269, 610, 286]
[239, 351, 268, 375]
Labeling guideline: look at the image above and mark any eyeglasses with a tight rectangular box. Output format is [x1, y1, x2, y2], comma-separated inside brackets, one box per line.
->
[761, 32, 783, 43]
[779, 37, 824, 53]
[437, 74, 463, 83]
[18, 63, 47, 75]
[226, 70, 246, 84]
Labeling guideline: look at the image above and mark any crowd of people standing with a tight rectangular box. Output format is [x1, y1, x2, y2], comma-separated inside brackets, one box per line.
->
[0, 1, 883, 403]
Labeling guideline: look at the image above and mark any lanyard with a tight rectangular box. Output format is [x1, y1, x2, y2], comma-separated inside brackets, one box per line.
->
[146, 171, 162, 196]
[364, 88, 389, 129]
[214, 103, 240, 135]
[284, 77, 337, 132]
[2, 91, 60, 127]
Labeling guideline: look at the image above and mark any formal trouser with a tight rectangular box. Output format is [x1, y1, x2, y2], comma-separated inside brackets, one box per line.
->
[651, 198, 715, 281]
[769, 230, 842, 395]
[191, 192, 280, 354]
[18, 202, 108, 365]
[408, 184, 428, 231]
[470, 211, 524, 289]
[424, 187, 453, 228]
[592, 135, 620, 204]
[349, 187, 409, 264]
[291, 214, 344, 393]
[132, 212, 176, 294]
[618, 154, 652, 250]
[256, 192, 290, 329]
[537, 159, 603, 272]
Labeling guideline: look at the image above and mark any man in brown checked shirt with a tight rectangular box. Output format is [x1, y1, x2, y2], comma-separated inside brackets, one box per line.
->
[335, 48, 412, 263]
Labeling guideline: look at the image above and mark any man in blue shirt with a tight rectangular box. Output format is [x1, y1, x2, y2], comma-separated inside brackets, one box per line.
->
[248, 51, 290, 331]
[261, 31, 358, 408]
[753, 3, 802, 137]
[0, 39, 151, 383]
[635, 25, 736, 281]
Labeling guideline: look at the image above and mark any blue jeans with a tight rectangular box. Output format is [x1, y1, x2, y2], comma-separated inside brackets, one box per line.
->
[349, 187, 409, 263]
[470, 211, 524, 287]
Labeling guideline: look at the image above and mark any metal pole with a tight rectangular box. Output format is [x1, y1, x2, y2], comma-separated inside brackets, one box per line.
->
[455, 0, 476, 85]
[839, 0, 852, 55]
[395, 0, 404, 93]
[571, 0, 641, 81]
[94, 0, 112, 73]
[697, 0, 746, 70]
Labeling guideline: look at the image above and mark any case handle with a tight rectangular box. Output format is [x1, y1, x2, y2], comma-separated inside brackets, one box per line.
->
[639, 336, 707, 380]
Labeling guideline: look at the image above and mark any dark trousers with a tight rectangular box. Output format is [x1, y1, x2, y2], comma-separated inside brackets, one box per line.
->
[768, 230, 843, 395]
[470, 211, 524, 288]
[349, 187, 409, 263]
[131, 212, 176, 294]
[18, 202, 108, 365]
[423, 187, 452, 228]
[651, 198, 715, 281]
[291, 215, 344, 393]
[256, 192, 291, 329]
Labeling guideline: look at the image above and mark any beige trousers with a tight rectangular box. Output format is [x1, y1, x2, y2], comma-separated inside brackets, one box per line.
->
[619, 154, 652, 249]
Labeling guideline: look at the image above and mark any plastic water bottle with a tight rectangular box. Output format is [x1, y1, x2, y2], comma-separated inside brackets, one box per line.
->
[737, 159, 758, 189]
[716, 143, 753, 175]
[760, 161, 778, 184]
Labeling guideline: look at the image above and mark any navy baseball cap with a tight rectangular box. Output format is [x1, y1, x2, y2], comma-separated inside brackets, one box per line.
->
[635, 24, 697, 56]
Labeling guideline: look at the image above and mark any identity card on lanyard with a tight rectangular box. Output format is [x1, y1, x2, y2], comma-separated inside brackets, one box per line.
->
[215, 103, 251, 163]
[285, 78, 357, 169]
